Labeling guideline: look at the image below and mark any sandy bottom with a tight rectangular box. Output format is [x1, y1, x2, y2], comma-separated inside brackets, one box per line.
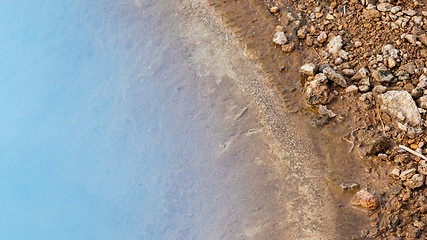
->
[129, 0, 370, 239]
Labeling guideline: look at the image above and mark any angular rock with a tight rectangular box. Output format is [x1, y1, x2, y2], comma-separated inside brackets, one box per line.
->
[404, 174, 425, 189]
[313, 73, 328, 83]
[373, 85, 388, 94]
[418, 160, 427, 175]
[363, 9, 381, 20]
[345, 85, 358, 93]
[391, 6, 401, 14]
[281, 42, 295, 53]
[304, 79, 334, 105]
[403, 9, 416, 16]
[317, 31, 328, 43]
[400, 62, 417, 75]
[300, 63, 318, 76]
[273, 31, 287, 45]
[400, 168, 416, 180]
[390, 168, 401, 178]
[419, 34, 427, 46]
[327, 35, 343, 55]
[372, 69, 394, 83]
[297, 27, 308, 39]
[418, 95, 427, 109]
[323, 66, 347, 87]
[351, 189, 379, 211]
[404, 34, 417, 44]
[378, 91, 422, 128]
[417, 75, 427, 89]
[377, 3, 394, 12]
[342, 69, 356, 77]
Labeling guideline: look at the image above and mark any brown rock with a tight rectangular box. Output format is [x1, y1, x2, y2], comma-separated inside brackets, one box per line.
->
[281, 42, 295, 53]
[351, 189, 380, 211]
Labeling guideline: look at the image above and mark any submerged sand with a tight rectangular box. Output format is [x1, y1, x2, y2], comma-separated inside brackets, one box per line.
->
[131, 0, 369, 238]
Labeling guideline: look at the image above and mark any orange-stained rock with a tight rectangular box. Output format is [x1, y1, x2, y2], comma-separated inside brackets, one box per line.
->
[351, 189, 379, 211]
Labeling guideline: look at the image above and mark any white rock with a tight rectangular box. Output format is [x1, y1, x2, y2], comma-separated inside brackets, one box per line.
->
[377, 3, 394, 12]
[317, 31, 328, 43]
[327, 35, 343, 55]
[378, 91, 422, 128]
[391, 6, 401, 14]
[273, 32, 287, 45]
[300, 63, 318, 76]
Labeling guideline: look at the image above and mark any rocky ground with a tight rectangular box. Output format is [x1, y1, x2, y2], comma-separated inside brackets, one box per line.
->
[265, 0, 427, 239]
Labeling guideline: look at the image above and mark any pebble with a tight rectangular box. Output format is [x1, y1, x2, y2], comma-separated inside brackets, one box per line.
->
[377, 3, 394, 12]
[354, 41, 363, 48]
[300, 63, 318, 76]
[317, 31, 328, 43]
[323, 66, 347, 87]
[418, 95, 427, 109]
[326, 35, 343, 55]
[345, 85, 358, 93]
[351, 189, 379, 211]
[404, 174, 425, 189]
[372, 69, 394, 83]
[359, 85, 370, 92]
[403, 34, 418, 44]
[314, 73, 328, 83]
[390, 168, 401, 178]
[342, 69, 356, 77]
[273, 31, 287, 45]
[403, 9, 416, 16]
[400, 168, 416, 180]
[373, 85, 387, 94]
[269, 6, 279, 13]
[281, 42, 295, 53]
[391, 6, 402, 14]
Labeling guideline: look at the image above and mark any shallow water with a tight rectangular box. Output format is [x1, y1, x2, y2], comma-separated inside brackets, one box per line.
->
[0, 0, 370, 239]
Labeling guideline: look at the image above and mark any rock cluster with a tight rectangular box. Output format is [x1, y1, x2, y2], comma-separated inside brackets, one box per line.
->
[272, 0, 427, 238]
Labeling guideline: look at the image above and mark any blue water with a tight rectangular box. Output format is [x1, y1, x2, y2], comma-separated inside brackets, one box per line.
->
[0, 0, 187, 239]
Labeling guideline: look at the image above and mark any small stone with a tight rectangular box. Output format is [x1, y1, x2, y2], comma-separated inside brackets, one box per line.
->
[400, 62, 417, 75]
[404, 34, 418, 44]
[359, 85, 370, 92]
[317, 31, 328, 43]
[351, 189, 379, 211]
[404, 174, 425, 189]
[297, 27, 308, 39]
[304, 79, 334, 105]
[273, 32, 287, 45]
[372, 69, 394, 83]
[326, 14, 334, 20]
[345, 85, 359, 93]
[281, 42, 295, 53]
[300, 63, 318, 76]
[418, 160, 427, 175]
[397, 112, 406, 122]
[338, 50, 349, 60]
[314, 73, 328, 83]
[327, 35, 343, 55]
[270, 6, 279, 13]
[354, 41, 362, 48]
[418, 95, 427, 109]
[410, 143, 418, 150]
[418, 34, 427, 46]
[390, 168, 401, 178]
[373, 85, 387, 94]
[400, 168, 416, 180]
[391, 6, 401, 14]
[388, 58, 396, 68]
[363, 9, 381, 20]
[342, 69, 356, 77]
[323, 66, 347, 87]
[377, 3, 394, 12]
[418, 75, 427, 89]
[403, 9, 416, 16]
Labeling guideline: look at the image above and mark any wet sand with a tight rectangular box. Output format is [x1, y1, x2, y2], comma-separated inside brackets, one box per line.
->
[132, 0, 369, 238]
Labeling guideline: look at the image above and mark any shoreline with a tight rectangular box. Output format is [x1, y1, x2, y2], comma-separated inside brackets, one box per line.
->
[151, 0, 371, 238]
[204, 0, 427, 238]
